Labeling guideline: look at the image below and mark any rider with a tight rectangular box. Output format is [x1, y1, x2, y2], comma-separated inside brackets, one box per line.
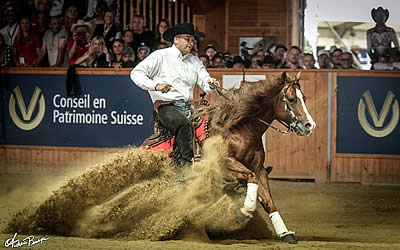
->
[130, 22, 219, 164]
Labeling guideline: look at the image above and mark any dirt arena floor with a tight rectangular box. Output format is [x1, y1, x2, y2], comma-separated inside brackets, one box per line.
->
[1, 144, 400, 250]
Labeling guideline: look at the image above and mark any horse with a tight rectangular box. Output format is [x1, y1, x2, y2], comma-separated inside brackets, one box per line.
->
[142, 71, 316, 243]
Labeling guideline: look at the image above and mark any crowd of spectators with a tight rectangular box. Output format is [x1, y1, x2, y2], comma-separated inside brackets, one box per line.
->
[0, 0, 399, 70]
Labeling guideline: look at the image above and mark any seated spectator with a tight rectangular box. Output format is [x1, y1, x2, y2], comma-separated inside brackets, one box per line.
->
[86, 0, 108, 33]
[121, 47, 136, 68]
[75, 36, 110, 67]
[0, 33, 13, 67]
[122, 29, 135, 49]
[255, 49, 265, 61]
[199, 54, 209, 67]
[205, 44, 217, 61]
[211, 54, 225, 68]
[259, 55, 277, 69]
[156, 41, 169, 50]
[93, 10, 121, 50]
[223, 52, 233, 62]
[66, 20, 91, 65]
[339, 52, 356, 69]
[32, 11, 49, 42]
[317, 49, 331, 69]
[110, 39, 124, 68]
[273, 43, 287, 67]
[154, 18, 170, 50]
[38, 16, 68, 67]
[281, 45, 302, 69]
[63, 5, 79, 37]
[13, 17, 41, 66]
[232, 56, 245, 69]
[0, 7, 20, 46]
[330, 48, 343, 69]
[303, 53, 316, 69]
[130, 14, 155, 51]
[136, 42, 150, 62]
[249, 54, 260, 69]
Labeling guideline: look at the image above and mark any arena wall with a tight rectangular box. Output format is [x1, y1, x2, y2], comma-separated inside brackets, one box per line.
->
[1, 68, 400, 184]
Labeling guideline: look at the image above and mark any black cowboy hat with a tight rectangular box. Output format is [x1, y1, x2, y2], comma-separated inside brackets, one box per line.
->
[371, 7, 389, 23]
[163, 22, 205, 42]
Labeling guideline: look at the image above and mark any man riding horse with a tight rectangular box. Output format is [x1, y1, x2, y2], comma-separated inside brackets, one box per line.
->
[130, 22, 219, 165]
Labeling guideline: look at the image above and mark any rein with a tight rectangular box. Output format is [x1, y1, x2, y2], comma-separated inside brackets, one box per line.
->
[209, 82, 294, 135]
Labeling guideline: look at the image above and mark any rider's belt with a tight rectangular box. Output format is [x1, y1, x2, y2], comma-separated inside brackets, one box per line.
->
[154, 99, 189, 111]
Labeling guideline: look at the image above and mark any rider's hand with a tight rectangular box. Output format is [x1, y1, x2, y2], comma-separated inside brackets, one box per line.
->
[155, 83, 172, 93]
[208, 78, 220, 89]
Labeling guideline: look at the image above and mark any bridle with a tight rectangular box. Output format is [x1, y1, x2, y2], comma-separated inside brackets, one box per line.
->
[209, 80, 302, 135]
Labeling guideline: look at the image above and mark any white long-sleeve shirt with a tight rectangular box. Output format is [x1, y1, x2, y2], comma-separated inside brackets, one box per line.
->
[130, 45, 214, 103]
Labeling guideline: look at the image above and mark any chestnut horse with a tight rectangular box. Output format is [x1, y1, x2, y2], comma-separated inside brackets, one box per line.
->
[143, 72, 316, 243]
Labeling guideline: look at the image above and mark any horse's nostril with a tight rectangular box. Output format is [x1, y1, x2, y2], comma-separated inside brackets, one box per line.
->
[305, 123, 312, 130]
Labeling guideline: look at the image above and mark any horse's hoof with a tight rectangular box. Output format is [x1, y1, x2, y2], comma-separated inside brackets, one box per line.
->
[280, 232, 297, 244]
[235, 208, 252, 224]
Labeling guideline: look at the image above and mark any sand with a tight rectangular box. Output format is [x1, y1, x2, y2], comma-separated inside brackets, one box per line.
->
[1, 136, 400, 249]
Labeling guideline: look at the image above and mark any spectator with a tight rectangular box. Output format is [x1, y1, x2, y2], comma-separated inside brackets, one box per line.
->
[154, 18, 170, 50]
[249, 54, 260, 69]
[0, 7, 20, 46]
[93, 10, 121, 50]
[34, 0, 51, 13]
[205, 44, 216, 61]
[199, 54, 209, 67]
[130, 15, 155, 51]
[66, 20, 91, 65]
[86, 0, 108, 33]
[232, 56, 245, 69]
[13, 17, 41, 66]
[255, 49, 265, 61]
[32, 11, 49, 41]
[63, 5, 79, 37]
[331, 48, 343, 69]
[273, 43, 287, 67]
[281, 45, 302, 69]
[75, 36, 110, 67]
[303, 53, 316, 69]
[85, 0, 109, 20]
[121, 47, 136, 68]
[156, 41, 169, 50]
[211, 54, 225, 68]
[38, 16, 68, 67]
[317, 50, 331, 69]
[122, 29, 135, 49]
[259, 55, 277, 69]
[339, 52, 356, 69]
[136, 42, 150, 62]
[110, 39, 123, 68]
[0, 33, 13, 67]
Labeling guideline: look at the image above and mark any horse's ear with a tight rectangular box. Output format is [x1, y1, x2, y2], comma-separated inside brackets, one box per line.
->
[296, 71, 301, 80]
[281, 72, 287, 83]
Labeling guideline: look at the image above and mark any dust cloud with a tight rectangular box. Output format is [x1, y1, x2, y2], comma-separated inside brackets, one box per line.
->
[4, 136, 272, 241]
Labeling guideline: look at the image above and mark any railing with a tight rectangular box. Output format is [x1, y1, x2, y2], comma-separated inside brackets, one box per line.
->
[119, 0, 192, 31]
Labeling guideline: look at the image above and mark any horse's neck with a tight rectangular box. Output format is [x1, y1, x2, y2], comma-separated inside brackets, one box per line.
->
[245, 100, 277, 137]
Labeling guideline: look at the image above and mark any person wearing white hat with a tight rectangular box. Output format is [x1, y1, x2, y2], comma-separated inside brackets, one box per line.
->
[130, 22, 218, 165]
[66, 20, 92, 65]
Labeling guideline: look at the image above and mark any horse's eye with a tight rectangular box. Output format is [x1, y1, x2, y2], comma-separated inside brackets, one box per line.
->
[287, 96, 296, 104]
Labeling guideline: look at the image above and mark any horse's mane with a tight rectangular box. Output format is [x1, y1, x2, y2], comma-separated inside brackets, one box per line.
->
[208, 75, 286, 129]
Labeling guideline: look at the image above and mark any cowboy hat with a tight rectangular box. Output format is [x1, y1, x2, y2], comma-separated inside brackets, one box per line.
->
[163, 22, 205, 42]
[371, 7, 389, 24]
[71, 20, 92, 33]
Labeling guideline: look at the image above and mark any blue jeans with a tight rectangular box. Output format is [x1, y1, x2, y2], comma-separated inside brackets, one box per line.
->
[173, 102, 191, 117]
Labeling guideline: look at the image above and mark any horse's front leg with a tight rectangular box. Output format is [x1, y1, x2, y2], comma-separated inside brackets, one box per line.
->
[226, 157, 259, 219]
[256, 167, 297, 244]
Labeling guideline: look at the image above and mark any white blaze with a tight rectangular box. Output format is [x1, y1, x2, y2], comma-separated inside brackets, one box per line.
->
[296, 89, 316, 130]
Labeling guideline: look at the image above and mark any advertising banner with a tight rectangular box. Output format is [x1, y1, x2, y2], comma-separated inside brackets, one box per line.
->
[2, 74, 154, 148]
[337, 76, 400, 155]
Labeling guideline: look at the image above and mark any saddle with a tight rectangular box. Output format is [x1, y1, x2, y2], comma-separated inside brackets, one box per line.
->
[141, 98, 210, 156]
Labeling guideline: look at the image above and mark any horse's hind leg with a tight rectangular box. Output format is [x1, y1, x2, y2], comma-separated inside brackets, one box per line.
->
[256, 167, 297, 244]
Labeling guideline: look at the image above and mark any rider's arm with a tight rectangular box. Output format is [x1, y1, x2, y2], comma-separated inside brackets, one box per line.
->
[195, 57, 215, 94]
[130, 52, 162, 91]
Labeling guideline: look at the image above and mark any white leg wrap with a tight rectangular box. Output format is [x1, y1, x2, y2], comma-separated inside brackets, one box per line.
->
[269, 211, 289, 237]
[242, 183, 258, 213]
